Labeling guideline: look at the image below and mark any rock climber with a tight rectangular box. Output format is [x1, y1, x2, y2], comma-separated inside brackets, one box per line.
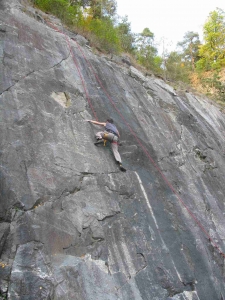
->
[86, 118, 126, 172]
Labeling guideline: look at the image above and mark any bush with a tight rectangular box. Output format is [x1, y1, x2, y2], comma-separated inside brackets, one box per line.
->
[201, 72, 225, 101]
[33, 0, 120, 53]
[89, 18, 121, 54]
[33, 0, 82, 26]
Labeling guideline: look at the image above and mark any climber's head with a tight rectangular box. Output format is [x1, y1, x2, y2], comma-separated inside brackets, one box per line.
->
[106, 118, 114, 124]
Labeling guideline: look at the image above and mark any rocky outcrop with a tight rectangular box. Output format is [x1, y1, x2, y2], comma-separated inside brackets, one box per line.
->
[0, 1, 225, 299]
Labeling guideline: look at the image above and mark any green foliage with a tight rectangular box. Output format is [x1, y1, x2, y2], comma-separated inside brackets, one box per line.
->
[89, 17, 121, 53]
[116, 16, 135, 53]
[193, 8, 225, 101]
[85, 0, 117, 18]
[165, 51, 190, 82]
[134, 28, 162, 73]
[201, 72, 225, 101]
[135, 28, 154, 50]
[32, 0, 225, 102]
[177, 31, 200, 70]
[136, 45, 158, 70]
[100, 0, 117, 17]
[33, 0, 83, 26]
[33, 0, 120, 53]
[196, 8, 225, 71]
[152, 56, 163, 74]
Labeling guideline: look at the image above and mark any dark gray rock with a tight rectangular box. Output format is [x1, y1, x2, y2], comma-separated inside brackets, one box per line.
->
[121, 54, 131, 66]
[0, 1, 225, 299]
[0, 223, 10, 256]
[74, 34, 89, 46]
[111, 54, 131, 66]
[9, 242, 54, 299]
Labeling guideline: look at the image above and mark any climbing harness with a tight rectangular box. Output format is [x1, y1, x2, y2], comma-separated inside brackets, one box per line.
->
[101, 131, 118, 146]
[102, 132, 117, 142]
[46, 21, 225, 259]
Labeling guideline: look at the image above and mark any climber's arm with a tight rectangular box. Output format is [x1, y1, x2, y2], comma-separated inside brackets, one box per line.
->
[86, 120, 106, 126]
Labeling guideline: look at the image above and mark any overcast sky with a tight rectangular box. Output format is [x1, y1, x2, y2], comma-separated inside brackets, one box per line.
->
[116, 0, 225, 54]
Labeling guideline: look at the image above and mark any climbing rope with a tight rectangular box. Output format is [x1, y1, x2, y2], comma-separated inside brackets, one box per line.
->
[46, 21, 225, 259]
[73, 41, 225, 258]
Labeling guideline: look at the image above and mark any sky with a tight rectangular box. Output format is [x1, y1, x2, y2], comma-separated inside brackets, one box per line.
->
[116, 0, 225, 54]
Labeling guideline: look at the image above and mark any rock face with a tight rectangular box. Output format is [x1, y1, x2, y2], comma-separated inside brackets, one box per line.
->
[0, 1, 225, 299]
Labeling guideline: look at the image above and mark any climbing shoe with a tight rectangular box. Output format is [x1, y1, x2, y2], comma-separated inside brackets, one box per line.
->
[94, 139, 103, 145]
[119, 164, 126, 172]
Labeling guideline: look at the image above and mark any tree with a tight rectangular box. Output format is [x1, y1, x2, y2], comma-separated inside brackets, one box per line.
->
[134, 28, 161, 73]
[116, 16, 135, 53]
[160, 37, 172, 80]
[196, 8, 225, 70]
[135, 28, 154, 50]
[88, 16, 121, 53]
[165, 51, 190, 82]
[177, 31, 200, 70]
[33, 0, 83, 25]
[87, 0, 117, 19]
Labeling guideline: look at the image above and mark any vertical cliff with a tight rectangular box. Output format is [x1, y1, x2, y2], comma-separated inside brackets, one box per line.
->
[0, 1, 225, 299]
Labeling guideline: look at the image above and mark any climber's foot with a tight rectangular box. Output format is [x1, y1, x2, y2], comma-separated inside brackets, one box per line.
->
[119, 164, 126, 172]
